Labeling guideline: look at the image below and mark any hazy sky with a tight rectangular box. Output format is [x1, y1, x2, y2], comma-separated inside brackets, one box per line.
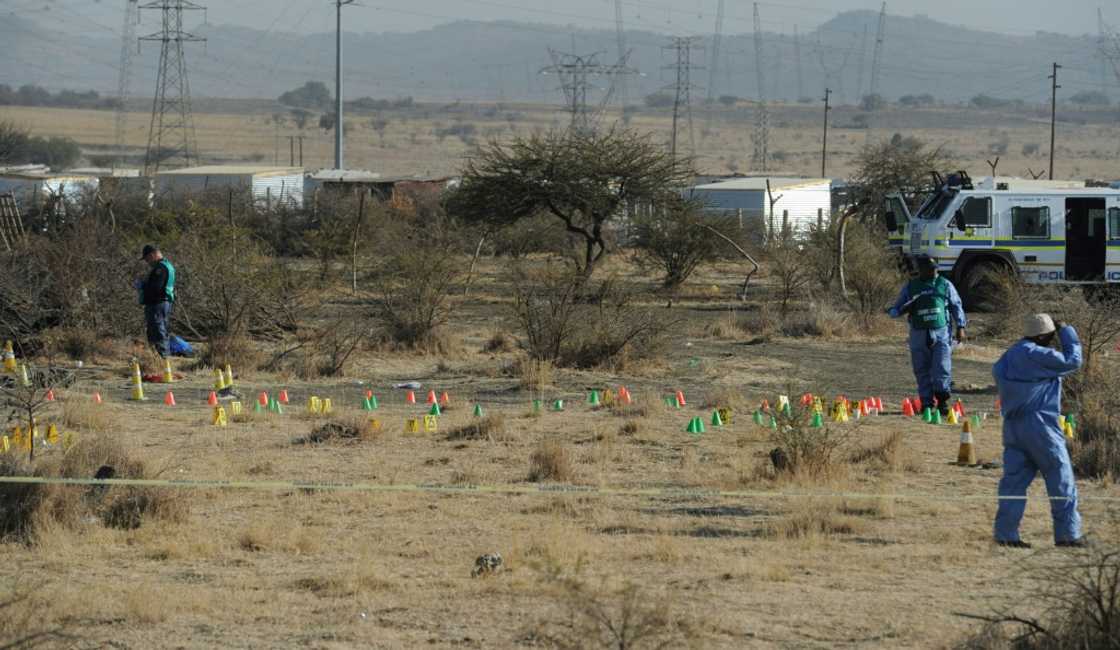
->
[27, 0, 1109, 37]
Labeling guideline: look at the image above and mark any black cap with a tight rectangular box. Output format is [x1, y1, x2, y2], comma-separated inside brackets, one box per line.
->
[915, 255, 936, 271]
[141, 244, 159, 260]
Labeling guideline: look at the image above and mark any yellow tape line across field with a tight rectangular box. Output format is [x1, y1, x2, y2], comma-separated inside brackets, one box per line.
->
[0, 476, 1117, 503]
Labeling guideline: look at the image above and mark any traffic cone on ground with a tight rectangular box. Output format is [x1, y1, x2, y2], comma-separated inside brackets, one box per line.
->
[913, 397, 922, 412]
[129, 362, 145, 401]
[532, 399, 542, 412]
[686, 417, 705, 435]
[163, 359, 174, 383]
[588, 390, 601, 407]
[1062, 416, 1075, 439]
[258, 391, 269, 407]
[224, 364, 234, 389]
[619, 387, 632, 405]
[429, 403, 441, 416]
[369, 395, 379, 409]
[406, 390, 417, 404]
[473, 404, 484, 417]
[954, 399, 966, 418]
[426, 390, 437, 405]
[552, 399, 564, 412]
[957, 420, 977, 465]
[45, 389, 55, 402]
[753, 410, 765, 425]
[711, 410, 723, 427]
[322, 398, 333, 414]
[164, 391, 176, 407]
[365, 389, 373, 400]
[440, 391, 450, 406]
[308, 396, 321, 414]
[810, 412, 824, 428]
[93, 392, 103, 404]
[922, 407, 932, 423]
[675, 390, 687, 407]
[213, 368, 225, 391]
[932, 409, 943, 425]
[254, 401, 263, 414]
[207, 391, 218, 406]
[46, 424, 59, 446]
[362, 397, 373, 411]
[947, 408, 959, 426]
[902, 398, 915, 417]
[1, 340, 15, 373]
[279, 390, 289, 404]
[860, 400, 870, 417]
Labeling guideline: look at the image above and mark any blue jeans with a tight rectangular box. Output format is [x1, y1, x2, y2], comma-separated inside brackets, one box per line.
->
[144, 302, 172, 357]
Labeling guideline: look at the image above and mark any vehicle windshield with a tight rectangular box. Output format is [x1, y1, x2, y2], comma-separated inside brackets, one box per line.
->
[915, 188, 957, 221]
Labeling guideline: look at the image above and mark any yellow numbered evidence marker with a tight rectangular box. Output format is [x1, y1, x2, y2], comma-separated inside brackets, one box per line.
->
[423, 415, 438, 433]
[405, 418, 420, 434]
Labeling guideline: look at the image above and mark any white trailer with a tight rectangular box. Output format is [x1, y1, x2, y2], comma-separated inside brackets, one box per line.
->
[156, 165, 304, 208]
[687, 177, 832, 235]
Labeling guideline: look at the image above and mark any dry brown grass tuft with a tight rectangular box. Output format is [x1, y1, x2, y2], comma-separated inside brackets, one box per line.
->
[767, 501, 864, 540]
[295, 415, 380, 444]
[61, 399, 111, 433]
[701, 385, 749, 412]
[195, 334, 265, 374]
[42, 327, 115, 361]
[238, 521, 321, 554]
[619, 420, 642, 436]
[528, 441, 574, 483]
[508, 355, 554, 391]
[482, 330, 516, 353]
[848, 431, 921, 474]
[446, 414, 507, 441]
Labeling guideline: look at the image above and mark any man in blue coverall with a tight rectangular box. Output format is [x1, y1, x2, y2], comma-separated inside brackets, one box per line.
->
[992, 313, 1086, 549]
[888, 255, 967, 416]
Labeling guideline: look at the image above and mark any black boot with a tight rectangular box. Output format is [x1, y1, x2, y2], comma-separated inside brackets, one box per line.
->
[935, 391, 952, 417]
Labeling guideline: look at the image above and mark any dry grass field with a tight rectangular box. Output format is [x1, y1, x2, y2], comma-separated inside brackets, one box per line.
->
[4, 101, 1119, 180]
[2, 258, 1118, 649]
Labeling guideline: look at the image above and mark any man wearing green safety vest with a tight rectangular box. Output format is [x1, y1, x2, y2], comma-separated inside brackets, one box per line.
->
[887, 255, 966, 416]
[135, 244, 176, 357]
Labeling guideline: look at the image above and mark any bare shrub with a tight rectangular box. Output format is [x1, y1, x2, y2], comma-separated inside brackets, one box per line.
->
[510, 264, 673, 369]
[41, 327, 114, 362]
[849, 432, 920, 473]
[506, 355, 554, 391]
[765, 397, 852, 479]
[61, 399, 111, 433]
[531, 578, 698, 649]
[1069, 361, 1120, 479]
[841, 221, 904, 328]
[528, 441, 574, 482]
[197, 334, 264, 373]
[368, 248, 461, 349]
[959, 546, 1120, 649]
[483, 330, 515, 353]
[295, 415, 379, 444]
[631, 198, 737, 289]
[765, 229, 811, 319]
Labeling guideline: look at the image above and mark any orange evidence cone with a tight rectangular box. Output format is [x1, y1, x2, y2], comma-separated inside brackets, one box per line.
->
[365, 389, 373, 400]
[93, 392, 103, 404]
[620, 387, 632, 405]
[902, 399, 915, 417]
[207, 391, 218, 406]
[675, 390, 686, 407]
[875, 397, 884, 413]
[164, 391, 176, 406]
[426, 390, 437, 405]
[46, 389, 55, 402]
[406, 390, 417, 404]
[440, 391, 450, 406]
[860, 400, 870, 417]
[258, 391, 269, 407]
[279, 390, 290, 404]
[954, 400, 965, 417]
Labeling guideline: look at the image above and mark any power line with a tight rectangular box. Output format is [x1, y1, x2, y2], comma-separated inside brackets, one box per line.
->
[114, 0, 139, 167]
[662, 35, 703, 159]
[751, 2, 769, 171]
[869, 1, 887, 99]
[140, 0, 206, 173]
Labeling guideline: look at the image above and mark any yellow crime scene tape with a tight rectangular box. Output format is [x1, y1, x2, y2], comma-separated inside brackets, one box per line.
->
[0, 475, 1117, 503]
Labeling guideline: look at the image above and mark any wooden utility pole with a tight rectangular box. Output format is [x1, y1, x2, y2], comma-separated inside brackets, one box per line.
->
[1048, 62, 1061, 179]
[820, 87, 831, 178]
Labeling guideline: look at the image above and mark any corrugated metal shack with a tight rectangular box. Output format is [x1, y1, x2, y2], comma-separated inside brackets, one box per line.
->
[0, 165, 100, 213]
[305, 169, 458, 210]
[156, 165, 304, 208]
[687, 176, 832, 236]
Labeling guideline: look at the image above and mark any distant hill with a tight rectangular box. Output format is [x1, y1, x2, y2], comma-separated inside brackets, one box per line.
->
[2, 11, 1111, 106]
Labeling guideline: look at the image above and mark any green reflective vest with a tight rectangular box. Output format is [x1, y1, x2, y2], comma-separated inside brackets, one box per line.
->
[160, 259, 176, 303]
[908, 276, 949, 330]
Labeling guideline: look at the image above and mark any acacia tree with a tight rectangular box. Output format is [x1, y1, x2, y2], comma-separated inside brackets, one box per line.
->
[446, 128, 692, 277]
[848, 133, 954, 222]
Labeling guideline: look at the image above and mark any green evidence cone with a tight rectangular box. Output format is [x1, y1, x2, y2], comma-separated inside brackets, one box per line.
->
[473, 404, 484, 417]
[753, 410, 764, 426]
[361, 397, 373, 411]
[769, 415, 778, 429]
[711, 410, 723, 427]
[254, 401, 263, 414]
[970, 414, 982, 429]
[922, 407, 932, 423]
[552, 399, 564, 412]
[532, 399, 542, 412]
[810, 412, 824, 428]
[369, 395, 379, 409]
[781, 402, 792, 416]
[931, 409, 942, 425]
[685, 417, 706, 435]
[429, 403, 442, 416]
[588, 390, 601, 406]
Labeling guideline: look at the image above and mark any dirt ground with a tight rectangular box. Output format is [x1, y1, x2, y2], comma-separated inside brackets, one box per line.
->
[2, 260, 1118, 649]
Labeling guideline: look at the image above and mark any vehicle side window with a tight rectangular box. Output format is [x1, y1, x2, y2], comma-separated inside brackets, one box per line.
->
[887, 196, 908, 223]
[1110, 207, 1120, 238]
[958, 197, 991, 227]
[1011, 206, 1049, 239]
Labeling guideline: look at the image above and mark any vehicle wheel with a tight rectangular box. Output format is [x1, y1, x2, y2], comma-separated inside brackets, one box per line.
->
[961, 260, 1013, 313]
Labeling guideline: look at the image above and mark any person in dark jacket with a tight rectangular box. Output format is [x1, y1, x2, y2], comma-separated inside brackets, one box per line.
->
[135, 244, 176, 357]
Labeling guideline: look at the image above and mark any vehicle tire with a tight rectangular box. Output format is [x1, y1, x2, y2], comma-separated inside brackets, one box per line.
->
[960, 259, 1013, 313]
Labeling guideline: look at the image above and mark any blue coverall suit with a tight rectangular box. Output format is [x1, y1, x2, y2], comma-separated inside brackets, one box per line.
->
[888, 276, 966, 410]
[992, 326, 1083, 544]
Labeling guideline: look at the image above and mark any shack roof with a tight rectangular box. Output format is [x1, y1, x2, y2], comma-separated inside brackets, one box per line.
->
[157, 165, 304, 177]
[692, 177, 830, 192]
